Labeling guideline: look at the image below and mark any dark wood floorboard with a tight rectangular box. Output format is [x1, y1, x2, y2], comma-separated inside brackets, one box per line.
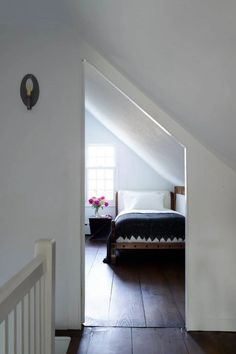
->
[161, 255, 185, 321]
[183, 331, 219, 354]
[66, 337, 81, 354]
[85, 240, 185, 328]
[139, 260, 184, 327]
[108, 261, 146, 327]
[69, 241, 236, 353]
[75, 327, 236, 354]
[219, 332, 236, 354]
[183, 331, 236, 354]
[133, 328, 188, 354]
[76, 328, 93, 354]
[78, 327, 132, 354]
[85, 243, 114, 326]
[85, 239, 99, 278]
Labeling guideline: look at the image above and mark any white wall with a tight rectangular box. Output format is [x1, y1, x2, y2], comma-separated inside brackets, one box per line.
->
[81, 40, 236, 331]
[1, 27, 236, 332]
[175, 194, 186, 216]
[85, 111, 173, 229]
[0, 26, 83, 329]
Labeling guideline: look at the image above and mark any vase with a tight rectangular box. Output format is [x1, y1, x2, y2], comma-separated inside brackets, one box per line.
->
[94, 208, 100, 218]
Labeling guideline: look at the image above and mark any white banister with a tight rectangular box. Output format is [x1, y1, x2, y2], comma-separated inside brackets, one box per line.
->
[13, 308, 17, 354]
[0, 239, 55, 354]
[35, 240, 55, 354]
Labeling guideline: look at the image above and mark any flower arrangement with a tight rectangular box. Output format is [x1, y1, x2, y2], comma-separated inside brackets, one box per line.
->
[88, 196, 109, 217]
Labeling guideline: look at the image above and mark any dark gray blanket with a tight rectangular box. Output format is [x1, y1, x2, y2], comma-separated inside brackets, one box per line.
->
[103, 211, 185, 263]
[114, 212, 185, 241]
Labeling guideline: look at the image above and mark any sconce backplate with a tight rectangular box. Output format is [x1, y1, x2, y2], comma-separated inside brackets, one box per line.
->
[20, 74, 39, 109]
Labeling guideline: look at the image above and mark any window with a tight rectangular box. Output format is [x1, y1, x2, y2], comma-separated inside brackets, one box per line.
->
[86, 145, 115, 202]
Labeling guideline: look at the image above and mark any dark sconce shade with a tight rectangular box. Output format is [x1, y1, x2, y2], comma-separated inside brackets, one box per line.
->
[20, 74, 39, 110]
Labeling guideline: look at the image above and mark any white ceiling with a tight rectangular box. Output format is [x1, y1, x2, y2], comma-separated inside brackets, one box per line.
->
[85, 63, 185, 186]
[0, 0, 75, 26]
[0, 1, 236, 170]
[78, 0, 236, 171]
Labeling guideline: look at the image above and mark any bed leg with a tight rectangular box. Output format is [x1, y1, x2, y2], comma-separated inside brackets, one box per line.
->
[111, 243, 117, 264]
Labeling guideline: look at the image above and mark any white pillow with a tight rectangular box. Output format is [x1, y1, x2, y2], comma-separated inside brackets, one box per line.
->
[118, 190, 171, 213]
[123, 191, 165, 210]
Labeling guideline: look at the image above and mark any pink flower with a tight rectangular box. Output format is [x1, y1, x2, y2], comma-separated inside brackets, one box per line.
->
[88, 196, 109, 210]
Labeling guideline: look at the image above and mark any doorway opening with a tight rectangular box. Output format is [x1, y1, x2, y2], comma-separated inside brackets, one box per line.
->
[83, 62, 186, 328]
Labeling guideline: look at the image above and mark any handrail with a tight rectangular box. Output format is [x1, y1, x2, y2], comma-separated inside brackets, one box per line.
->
[0, 239, 55, 354]
[0, 256, 44, 322]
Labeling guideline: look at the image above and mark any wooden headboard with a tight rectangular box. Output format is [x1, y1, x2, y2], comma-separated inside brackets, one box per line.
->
[173, 186, 185, 211]
[174, 186, 185, 195]
[115, 191, 118, 216]
[170, 192, 175, 210]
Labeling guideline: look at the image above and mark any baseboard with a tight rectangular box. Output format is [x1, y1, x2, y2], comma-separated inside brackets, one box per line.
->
[187, 317, 236, 332]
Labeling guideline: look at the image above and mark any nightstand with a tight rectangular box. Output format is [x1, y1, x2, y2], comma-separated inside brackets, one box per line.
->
[89, 216, 112, 240]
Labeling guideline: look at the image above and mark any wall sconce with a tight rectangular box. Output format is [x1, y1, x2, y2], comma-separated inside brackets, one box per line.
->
[20, 74, 39, 110]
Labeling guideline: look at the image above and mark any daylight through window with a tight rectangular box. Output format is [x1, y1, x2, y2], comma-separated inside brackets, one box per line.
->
[86, 145, 115, 201]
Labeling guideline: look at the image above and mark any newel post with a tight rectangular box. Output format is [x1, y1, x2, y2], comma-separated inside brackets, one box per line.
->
[35, 239, 56, 354]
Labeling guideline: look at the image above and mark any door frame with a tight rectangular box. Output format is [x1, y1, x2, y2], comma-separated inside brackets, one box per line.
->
[80, 42, 189, 329]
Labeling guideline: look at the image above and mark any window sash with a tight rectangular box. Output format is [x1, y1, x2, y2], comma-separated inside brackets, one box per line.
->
[86, 167, 115, 202]
[86, 145, 116, 203]
[87, 145, 115, 168]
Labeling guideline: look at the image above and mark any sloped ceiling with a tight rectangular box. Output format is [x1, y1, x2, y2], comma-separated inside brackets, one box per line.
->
[85, 63, 184, 186]
[78, 0, 236, 171]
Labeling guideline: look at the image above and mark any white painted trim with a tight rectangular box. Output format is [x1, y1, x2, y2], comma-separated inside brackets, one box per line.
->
[79, 59, 86, 328]
[0, 256, 44, 322]
[62, 55, 85, 330]
[0, 239, 56, 354]
[184, 148, 189, 331]
[35, 239, 56, 354]
[80, 40, 236, 332]
[188, 317, 236, 332]
[80, 41, 189, 328]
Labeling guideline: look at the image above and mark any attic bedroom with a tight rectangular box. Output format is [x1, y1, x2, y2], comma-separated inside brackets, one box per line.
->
[2, 1, 236, 352]
[84, 63, 186, 327]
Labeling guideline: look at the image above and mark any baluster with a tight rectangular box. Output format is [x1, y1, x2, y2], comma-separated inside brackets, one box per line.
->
[35, 280, 40, 354]
[34, 284, 37, 354]
[21, 299, 24, 354]
[0, 322, 4, 354]
[38, 280, 41, 354]
[4, 317, 9, 354]
[28, 291, 31, 354]
[35, 239, 55, 354]
[13, 308, 17, 354]
[40, 276, 44, 354]
[38, 278, 41, 354]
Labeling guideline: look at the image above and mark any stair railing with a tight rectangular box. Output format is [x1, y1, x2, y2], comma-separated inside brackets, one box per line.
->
[0, 239, 55, 354]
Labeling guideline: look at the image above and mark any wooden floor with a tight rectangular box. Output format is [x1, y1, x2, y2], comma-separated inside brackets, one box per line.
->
[64, 239, 236, 353]
[85, 238, 185, 327]
[73, 327, 236, 354]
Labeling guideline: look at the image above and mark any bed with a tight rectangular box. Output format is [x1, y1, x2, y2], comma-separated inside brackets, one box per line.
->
[103, 188, 185, 263]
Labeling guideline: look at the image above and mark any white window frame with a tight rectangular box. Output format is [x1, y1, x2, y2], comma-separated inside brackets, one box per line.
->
[85, 144, 116, 206]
